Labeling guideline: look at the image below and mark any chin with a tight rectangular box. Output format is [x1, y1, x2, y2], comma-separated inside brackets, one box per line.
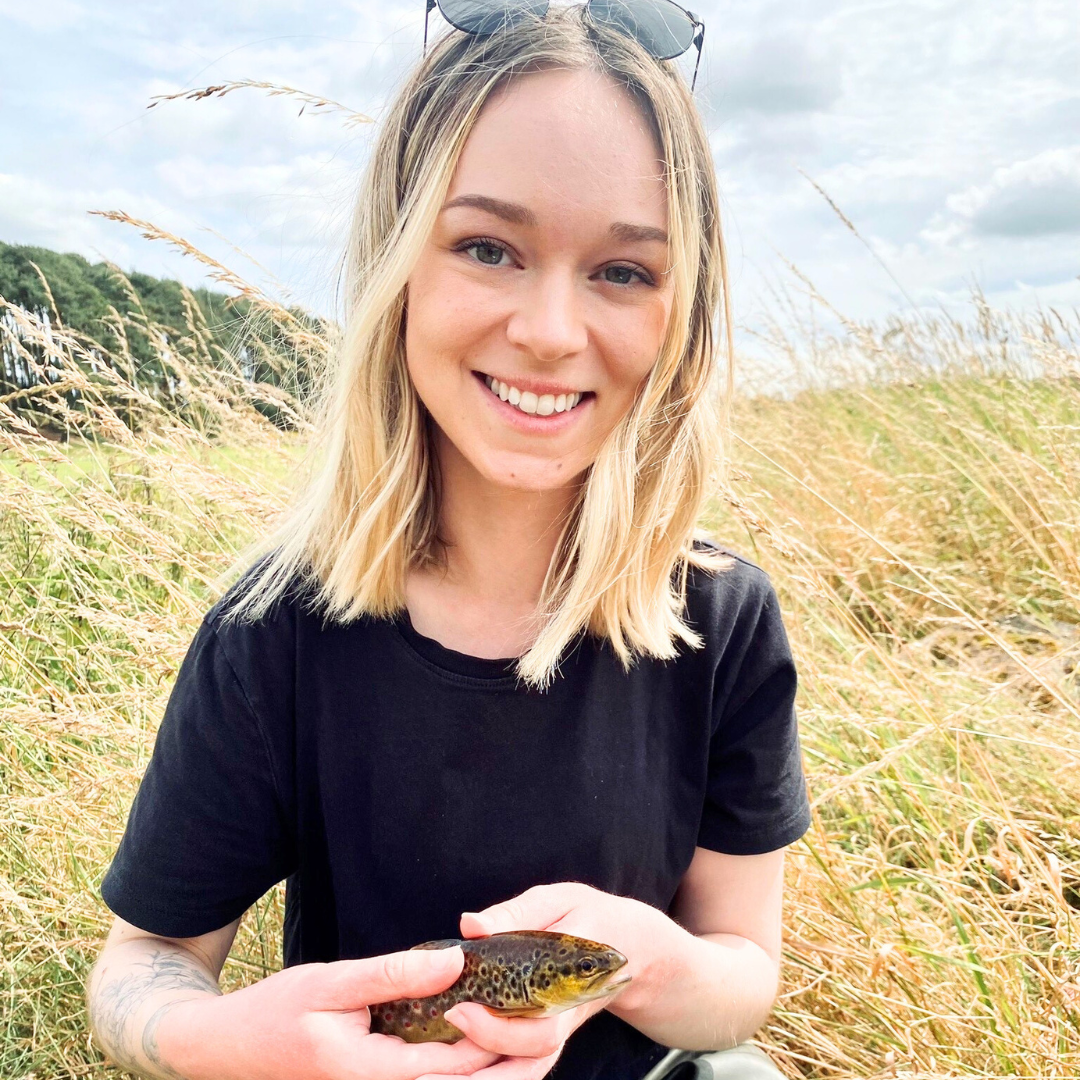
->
[476, 451, 587, 493]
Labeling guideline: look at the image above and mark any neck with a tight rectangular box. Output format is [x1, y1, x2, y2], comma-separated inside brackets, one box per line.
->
[430, 431, 580, 611]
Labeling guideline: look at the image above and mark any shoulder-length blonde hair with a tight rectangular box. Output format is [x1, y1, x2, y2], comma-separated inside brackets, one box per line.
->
[221, 3, 734, 688]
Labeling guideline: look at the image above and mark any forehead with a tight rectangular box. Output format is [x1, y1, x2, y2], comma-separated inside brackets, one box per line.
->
[444, 67, 668, 235]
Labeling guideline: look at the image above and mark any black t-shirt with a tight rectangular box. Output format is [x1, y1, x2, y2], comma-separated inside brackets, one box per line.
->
[101, 544, 811, 1080]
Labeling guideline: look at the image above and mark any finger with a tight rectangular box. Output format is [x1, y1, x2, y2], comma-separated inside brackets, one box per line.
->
[416, 1048, 561, 1080]
[442, 1002, 566, 1059]
[462, 883, 593, 936]
[314, 945, 464, 1009]
[364, 1033, 502, 1079]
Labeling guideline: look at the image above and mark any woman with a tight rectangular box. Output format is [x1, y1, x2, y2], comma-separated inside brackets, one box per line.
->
[88, 5, 811, 1079]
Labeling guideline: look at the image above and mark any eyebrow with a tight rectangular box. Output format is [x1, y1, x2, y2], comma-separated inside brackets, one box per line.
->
[440, 193, 668, 245]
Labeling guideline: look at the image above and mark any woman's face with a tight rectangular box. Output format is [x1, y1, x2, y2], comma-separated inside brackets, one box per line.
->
[405, 66, 674, 493]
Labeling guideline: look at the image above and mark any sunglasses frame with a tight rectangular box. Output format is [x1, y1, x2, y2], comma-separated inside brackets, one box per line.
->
[422, 0, 705, 91]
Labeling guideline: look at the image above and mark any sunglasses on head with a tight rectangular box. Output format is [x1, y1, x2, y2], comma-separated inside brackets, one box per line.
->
[423, 0, 706, 91]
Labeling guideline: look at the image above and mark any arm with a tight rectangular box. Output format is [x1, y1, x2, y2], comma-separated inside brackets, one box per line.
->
[87, 916, 236, 1080]
[432, 855, 785, 1077]
[86, 915, 502, 1080]
[609, 845, 785, 1049]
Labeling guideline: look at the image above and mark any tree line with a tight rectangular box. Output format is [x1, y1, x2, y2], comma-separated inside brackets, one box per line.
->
[0, 240, 324, 434]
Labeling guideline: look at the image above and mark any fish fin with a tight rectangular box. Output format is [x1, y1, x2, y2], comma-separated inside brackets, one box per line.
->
[411, 938, 463, 951]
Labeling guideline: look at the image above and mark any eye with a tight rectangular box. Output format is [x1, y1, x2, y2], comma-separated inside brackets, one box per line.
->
[456, 237, 512, 267]
[602, 264, 652, 287]
[577, 957, 597, 975]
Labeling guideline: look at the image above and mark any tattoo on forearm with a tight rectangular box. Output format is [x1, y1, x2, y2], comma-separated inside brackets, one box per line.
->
[143, 1001, 193, 1080]
[89, 948, 222, 1080]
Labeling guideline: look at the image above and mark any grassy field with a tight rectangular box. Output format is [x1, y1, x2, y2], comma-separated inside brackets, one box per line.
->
[1, 264, 1078, 1079]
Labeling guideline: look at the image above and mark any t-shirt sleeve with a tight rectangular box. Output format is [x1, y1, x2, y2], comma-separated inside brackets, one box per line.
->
[100, 612, 296, 938]
[696, 568, 812, 855]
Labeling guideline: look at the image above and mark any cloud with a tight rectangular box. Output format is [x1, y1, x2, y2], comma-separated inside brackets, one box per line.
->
[703, 29, 842, 119]
[150, 153, 353, 253]
[942, 148, 1080, 238]
[5, 0, 1080, 331]
[0, 171, 177, 257]
[0, 0, 87, 32]
[699, 21, 842, 128]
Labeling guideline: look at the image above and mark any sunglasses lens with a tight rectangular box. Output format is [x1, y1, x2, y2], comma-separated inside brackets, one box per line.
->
[438, 0, 549, 35]
[587, 0, 695, 60]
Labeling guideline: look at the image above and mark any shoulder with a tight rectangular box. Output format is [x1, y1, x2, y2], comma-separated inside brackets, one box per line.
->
[685, 538, 779, 614]
[204, 551, 321, 637]
[678, 537, 790, 664]
[194, 553, 325, 688]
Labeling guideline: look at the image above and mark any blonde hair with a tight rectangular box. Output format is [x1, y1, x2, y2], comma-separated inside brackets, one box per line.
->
[221, 4, 734, 688]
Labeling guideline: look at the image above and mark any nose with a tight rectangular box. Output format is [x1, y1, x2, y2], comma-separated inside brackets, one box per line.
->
[504, 269, 589, 363]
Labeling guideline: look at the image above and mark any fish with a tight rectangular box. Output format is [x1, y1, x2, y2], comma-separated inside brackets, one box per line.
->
[369, 929, 631, 1043]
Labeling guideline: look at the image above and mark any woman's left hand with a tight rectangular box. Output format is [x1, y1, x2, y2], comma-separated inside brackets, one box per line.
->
[413, 883, 676, 1080]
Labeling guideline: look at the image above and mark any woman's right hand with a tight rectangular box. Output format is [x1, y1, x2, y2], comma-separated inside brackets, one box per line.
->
[158, 944, 501, 1080]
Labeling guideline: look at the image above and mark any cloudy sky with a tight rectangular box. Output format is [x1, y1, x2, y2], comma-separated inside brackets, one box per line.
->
[1, 0, 1077, 334]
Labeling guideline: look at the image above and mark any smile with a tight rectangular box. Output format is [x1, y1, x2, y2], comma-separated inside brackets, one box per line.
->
[481, 374, 589, 417]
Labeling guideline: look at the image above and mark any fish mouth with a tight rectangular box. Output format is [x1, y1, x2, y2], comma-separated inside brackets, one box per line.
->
[529, 973, 634, 1015]
[592, 972, 633, 998]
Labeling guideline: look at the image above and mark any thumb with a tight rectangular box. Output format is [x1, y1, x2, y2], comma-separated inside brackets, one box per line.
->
[315, 945, 464, 1010]
[461, 883, 583, 937]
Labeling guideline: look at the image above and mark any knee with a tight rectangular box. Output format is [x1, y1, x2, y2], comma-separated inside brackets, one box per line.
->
[671, 1045, 785, 1080]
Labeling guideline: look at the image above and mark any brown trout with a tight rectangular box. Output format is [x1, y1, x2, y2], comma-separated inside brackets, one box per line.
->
[369, 930, 631, 1043]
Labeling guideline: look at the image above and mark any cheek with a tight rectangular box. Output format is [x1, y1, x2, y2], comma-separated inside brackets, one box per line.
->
[405, 269, 449, 356]
[406, 267, 502, 373]
[404, 281, 459, 397]
[640, 292, 673, 362]
[605, 295, 673, 393]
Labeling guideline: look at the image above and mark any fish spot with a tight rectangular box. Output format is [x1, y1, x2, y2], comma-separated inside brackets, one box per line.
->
[413, 1001, 422, 1011]
[558, 948, 568, 956]
[480, 965, 488, 976]
[542, 978, 550, 988]
[533, 949, 542, 959]
[485, 988, 493, 999]
[497, 955, 505, 964]
[496, 998, 504, 1007]
[560, 965, 571, 976]
[383, 1012, 393, 1021]
[430, 1006, 438, 1017]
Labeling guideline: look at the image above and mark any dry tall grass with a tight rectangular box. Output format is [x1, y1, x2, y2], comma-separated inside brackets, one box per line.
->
[1, 230, 1077, 1078]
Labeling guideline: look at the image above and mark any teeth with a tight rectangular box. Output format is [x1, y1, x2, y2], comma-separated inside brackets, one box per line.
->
[483, 375, 585, 416]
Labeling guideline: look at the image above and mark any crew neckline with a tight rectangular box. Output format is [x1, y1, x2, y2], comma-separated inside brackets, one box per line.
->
[392, 608, 521, 681]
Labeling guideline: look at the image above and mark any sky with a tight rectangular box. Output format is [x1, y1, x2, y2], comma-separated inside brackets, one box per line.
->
[1, 0, 1078, 336]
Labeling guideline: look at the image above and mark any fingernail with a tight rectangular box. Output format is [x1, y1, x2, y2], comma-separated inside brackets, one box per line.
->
[435, 945, 461, 967]
[464, 911, 488, 926]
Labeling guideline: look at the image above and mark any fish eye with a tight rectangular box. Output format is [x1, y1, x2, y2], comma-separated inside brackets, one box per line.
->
[577, 957, 597, 975]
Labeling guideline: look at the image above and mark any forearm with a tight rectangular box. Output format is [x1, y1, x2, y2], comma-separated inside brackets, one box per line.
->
[610, 923, 779, 1051]
[87, 937, 223, 1080]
